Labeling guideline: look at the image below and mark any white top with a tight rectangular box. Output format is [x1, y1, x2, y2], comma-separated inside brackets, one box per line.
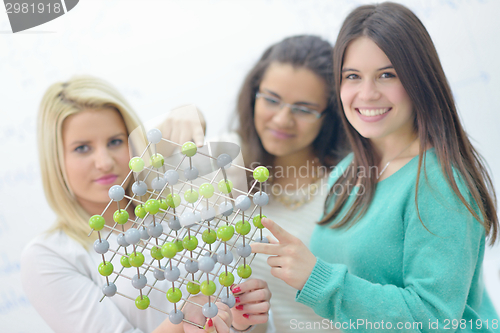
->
[21, 230, 173, 333]
[208, 133, 338, 333]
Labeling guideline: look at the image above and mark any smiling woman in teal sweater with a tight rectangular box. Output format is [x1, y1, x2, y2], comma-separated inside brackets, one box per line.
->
[252, 2, 499, 332]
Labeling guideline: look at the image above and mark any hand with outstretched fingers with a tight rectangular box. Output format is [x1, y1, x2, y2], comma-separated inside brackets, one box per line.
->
[182, 294, 232, 333]
[230, 279, 271, 331]
[250, 218, 317, 290]
[156, 104, 206, 156]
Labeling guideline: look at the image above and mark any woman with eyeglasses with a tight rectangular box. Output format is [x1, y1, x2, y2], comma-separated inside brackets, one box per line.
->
[252, 3, 499, 331]
[213, 35, 347, 333]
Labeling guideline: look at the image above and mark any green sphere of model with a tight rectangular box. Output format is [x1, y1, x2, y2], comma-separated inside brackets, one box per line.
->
[166, 194, 181, 208]
[129, 157, 145, 172]
[135, 295, 150, 310]
[253, 166, 269, 182]
[252, 215, 266, 229]
[174, 240, 184, 252]
[184, 189, 199, 203]
[182, 236, 198, 251]
[237, 264, 252, 279]
[219, 272, 234, 287]
[159, 198, 168, 210]
[135, 205, 147, 219]
[144, 199, 160, 215]
[129, 252, 145, 267]
[150, 153, 164, 168]
[181, 141, 197, 157]
[217, 225, 234, 242]
[199, 183, 215, 198]
[98, 261, 114, 276]
[161, 242, 178, 258]
[167, 287, 182, 303]
[235, 220, 251, 235]
[113, 210, 129, 225]
[151, 246, 163, 260]
[218, 179, 233, 194]
[120, 256, 131, 268]
[186, 280, 200, 295]
[89, 215, 105, 230]
[202, 229, 217, 244]
[200, 280, 216, 296]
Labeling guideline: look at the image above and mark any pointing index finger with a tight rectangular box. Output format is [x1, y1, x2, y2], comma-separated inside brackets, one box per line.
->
[261, 218, 295, 244]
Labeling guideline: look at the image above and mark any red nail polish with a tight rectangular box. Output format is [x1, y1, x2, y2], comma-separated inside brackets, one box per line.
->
[236, 304, 244, 310]
[235, 297, 240, 303]
[230, 284, 236, 291]
[232, 287, 241, 293]
[243, 314, 249, 319]
[207, 318, 213, 327]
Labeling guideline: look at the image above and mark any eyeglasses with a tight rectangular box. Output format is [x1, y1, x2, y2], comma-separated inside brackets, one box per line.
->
[255, 92, 324, 123]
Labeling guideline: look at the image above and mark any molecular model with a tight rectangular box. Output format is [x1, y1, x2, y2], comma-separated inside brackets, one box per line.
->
[88, 128, 270, 328]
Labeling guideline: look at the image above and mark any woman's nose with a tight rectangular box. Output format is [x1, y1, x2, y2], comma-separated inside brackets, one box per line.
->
[272, 104, 295, 127]
[358, 80, 380, 101]
[94, 147, 114, 171]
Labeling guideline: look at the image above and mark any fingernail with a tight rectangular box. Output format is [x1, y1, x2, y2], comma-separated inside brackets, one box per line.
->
[243, 314, 249, 319]
[236, 304, 244, 310]
[232, 287, 241, 293]
[230, 284, 236, 291]
[235, 297, 240, 303]
[207, 318, 213, 327]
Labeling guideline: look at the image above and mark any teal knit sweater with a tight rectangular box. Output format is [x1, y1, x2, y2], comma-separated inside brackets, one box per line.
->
[296, 150, 499, 332]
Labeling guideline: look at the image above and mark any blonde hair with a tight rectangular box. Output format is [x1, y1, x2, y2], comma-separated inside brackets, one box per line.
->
[38, 75, 144, 248]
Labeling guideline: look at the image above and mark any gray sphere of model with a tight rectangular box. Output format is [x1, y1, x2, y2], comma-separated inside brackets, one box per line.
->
[168, 216, 181, 231]
[132, 181, 148, 197]
[154, 267, 165, 281]
[185, 260, 199, 274]
[151, 176, 167, 191]
[204, 252, 217, 264]
[132, 274, 148, 289]
[125, 228, 141, 245]
[184, 166, 199, 180]
[164, 170, 179, 185]
[164, 266, 180, 282]
[218, 202, 233, 216]
[237, 244, 252, 258]
[216, 153, 232, 168]
[147, 223, 163, 238]
[201, 207, 216, 221]
[108, 185, 125, 201]
[198, 256, 215, 272]
[102, 282, 117, 297]
[217, 250, 233, 265]
[180, 211, 196, 228]
[255, 236, 269, 243]
[147, 128, 162, 144]
[169, 309, 184, 324]
[139, 226, 149, 240]
[220, 294, 236, 308]
[253, 192, 269, 206]
[93, 239, 109, 254]
[117, 233, 129, 247]
[202, 302, 219, 318]
[235, 195, 251, 211]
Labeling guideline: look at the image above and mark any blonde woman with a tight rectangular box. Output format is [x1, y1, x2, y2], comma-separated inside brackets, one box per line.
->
[20, 76, 233, 333]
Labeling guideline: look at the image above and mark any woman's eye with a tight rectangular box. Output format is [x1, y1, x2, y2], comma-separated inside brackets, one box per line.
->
[75, 145, 90, 153]
[344, 73, 359, 80]
[264, 97, 280, 105]
[380, 72, 396, 79]
[109, 139, 123, 147]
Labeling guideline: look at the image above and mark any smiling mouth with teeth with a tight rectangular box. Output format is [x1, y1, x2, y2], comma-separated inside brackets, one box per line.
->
[356, 108, 391, 116]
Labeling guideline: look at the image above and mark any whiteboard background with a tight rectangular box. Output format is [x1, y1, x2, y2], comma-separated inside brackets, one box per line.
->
[0, 0, 499, 331]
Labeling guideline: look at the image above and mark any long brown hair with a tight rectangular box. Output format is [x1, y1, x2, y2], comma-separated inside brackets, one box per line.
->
[234, 35, 347, 180]
[319, 2, 498, 245]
